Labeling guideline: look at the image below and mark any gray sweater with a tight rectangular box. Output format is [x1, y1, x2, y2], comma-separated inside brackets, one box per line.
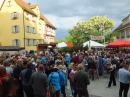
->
[31, 71, 48, 96]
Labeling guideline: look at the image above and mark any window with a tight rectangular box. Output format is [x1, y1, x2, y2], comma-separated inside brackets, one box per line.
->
[24, 13, 29, 20]
[116, 34, 120, 39]
[126, 29, 130, 38]
[32, 27, 36, 33]
[6, 1, 12, 7]
[12, 39, 20, 46]
[30, 15, 32, 21]
[26, 39, 31, 46]
[10, 12, 19, 20]
[30, 39, 33, 46]
[32, 16, 36, 23]
[121, 31, 125, 38]
[16, 39, 20, 46]
[38, 29, 42, 34]
[25, 26, 29, 33]
[12, 25, 20, 33]
[33, 39, 36, 45]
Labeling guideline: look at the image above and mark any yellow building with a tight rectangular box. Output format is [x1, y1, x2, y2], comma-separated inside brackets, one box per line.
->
[0, 0, 56, 51]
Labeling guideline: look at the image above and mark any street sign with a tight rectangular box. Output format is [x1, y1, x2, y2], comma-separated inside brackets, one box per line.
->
[91, 36, 104, 40]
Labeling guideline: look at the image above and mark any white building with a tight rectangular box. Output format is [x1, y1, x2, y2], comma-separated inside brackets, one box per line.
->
[115, 14, 130, 41]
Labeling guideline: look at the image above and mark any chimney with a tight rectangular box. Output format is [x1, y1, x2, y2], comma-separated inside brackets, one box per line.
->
[28, 3, 31, 6]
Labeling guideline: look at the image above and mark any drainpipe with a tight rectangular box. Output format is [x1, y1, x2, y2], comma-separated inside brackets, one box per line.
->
[23, 10, 25, 49]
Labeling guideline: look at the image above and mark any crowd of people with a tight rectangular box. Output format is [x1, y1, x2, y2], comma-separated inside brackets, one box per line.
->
[0, 48, 130, 97]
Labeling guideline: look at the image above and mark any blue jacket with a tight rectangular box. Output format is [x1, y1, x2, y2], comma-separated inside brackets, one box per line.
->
[41, 57, 46, 64]
[48, 72, 60, 91]
[59, 70, 66, 86]
[65, 55, 70, 66]
[99, 58, 103, 67]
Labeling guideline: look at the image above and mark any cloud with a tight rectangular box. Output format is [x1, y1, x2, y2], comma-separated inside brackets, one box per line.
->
[24, 0, 130, 39]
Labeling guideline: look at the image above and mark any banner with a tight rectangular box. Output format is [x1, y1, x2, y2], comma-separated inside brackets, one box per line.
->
[91, 36, 104, 40]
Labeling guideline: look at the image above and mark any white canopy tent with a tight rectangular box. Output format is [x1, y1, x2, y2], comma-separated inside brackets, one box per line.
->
[83, 40, 105, 47]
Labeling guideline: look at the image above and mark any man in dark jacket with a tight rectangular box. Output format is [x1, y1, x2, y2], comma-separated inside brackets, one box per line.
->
[88, 56, 96, 81]
[107, 56, 117, 88]
[74, 64, 90, 97]
[13, 59, 25, 97]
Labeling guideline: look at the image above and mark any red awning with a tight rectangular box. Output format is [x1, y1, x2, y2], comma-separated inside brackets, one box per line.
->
[65, 42, 74, 48]
[107, 40, 130, 47]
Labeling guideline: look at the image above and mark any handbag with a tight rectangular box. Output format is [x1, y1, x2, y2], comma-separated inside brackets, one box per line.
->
[49, 73, 56, 96]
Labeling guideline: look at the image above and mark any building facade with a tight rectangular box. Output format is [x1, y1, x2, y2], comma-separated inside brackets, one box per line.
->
[0, 0, 56, 51]
[115, 14, 130, 41]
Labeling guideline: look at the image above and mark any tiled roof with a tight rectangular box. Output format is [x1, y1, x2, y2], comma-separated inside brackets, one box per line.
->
[30, 4, 38, 9]
[15, 0, 37, 16]
[40, 14, 56, 29]
[115, 22, 130, 31]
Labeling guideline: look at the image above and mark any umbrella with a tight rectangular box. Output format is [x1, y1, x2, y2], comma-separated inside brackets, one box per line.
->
[57, 42, 74, 48]
[107, 40, 130, 47]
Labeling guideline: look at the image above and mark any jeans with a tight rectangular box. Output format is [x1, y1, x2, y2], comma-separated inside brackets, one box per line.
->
[98, 66, 103, 76]
[23, 86, 35, 97]
[108, 70, 116, 87]
[61, 85, 66, 97]
[119, 82, 129, 97]
[89, 70, 94, 80]
[77, 92, 89, 97]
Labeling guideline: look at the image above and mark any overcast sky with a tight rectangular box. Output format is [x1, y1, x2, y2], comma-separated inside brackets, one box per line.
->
[24, 0, 130, 39]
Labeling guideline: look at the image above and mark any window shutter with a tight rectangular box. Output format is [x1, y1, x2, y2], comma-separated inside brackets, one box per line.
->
[31, 39, 33, 45]
[24, 13, 27, 18]
[11, 26, 15, 33]
[12, 40, 15, 46]
[29, 27, 31, 33]
[10, 13, 13, 20]
[6, 2, 9, 7]
[18, 39, 21, 46]
[10, 1, 13, 6]
[16, 12, 19, 19]
[17, 26, 20, 32]
[26, 39, 28, 46]
[30, 27, 32, 33]
[33, 28, 35, 33]
[16, 26, 18, 32]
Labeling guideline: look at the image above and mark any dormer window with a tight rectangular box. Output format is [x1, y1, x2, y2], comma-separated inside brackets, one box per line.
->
[6, 1, 12, 7]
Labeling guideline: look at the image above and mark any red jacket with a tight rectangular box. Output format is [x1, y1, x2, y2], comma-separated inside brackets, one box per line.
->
[75, 55, 80, 64]
[0, 74, 10, 84]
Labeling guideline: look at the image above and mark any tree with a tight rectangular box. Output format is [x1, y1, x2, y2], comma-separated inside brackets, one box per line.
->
[68, 15, 115, 46]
